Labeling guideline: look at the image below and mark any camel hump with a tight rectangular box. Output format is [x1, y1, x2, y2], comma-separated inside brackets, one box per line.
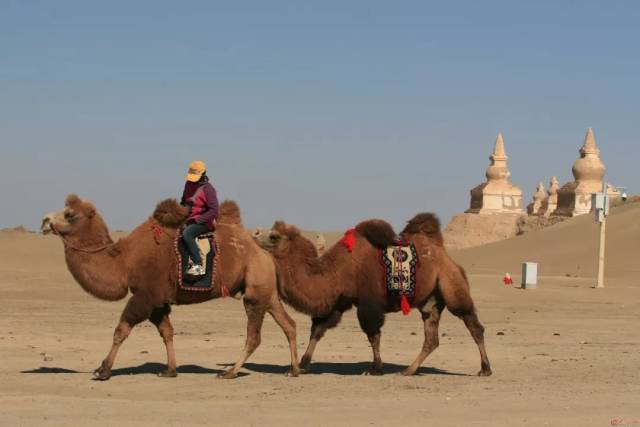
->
[219, 200, 242, 224]
[153, 199, 189, 228]
[402, 212, 443, 246]
[355, 219, 396, 249]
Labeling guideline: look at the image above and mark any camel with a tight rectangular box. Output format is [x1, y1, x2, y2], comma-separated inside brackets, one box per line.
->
[253, 213, 492, 377]
[41, 195, 300, 380]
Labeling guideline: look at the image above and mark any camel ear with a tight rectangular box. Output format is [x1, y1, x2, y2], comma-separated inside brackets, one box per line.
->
[83, 202, 96, 218]
[65, 194, 82, 208]
[272, 221, 287, 233]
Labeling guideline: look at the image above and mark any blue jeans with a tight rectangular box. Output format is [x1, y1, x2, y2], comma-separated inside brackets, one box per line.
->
[182, 223, 208, 265]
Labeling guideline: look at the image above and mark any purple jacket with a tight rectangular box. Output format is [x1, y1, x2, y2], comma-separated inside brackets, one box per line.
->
[181, 181, 219, 231]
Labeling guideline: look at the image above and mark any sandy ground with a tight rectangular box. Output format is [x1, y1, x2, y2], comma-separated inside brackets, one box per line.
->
[1, 207, 639, 426]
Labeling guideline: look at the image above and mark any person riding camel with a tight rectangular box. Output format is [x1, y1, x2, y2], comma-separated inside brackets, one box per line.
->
[180, 160, 219, 276]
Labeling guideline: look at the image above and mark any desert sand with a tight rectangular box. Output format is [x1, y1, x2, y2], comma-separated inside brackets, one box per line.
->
[1, 203, 639, 426]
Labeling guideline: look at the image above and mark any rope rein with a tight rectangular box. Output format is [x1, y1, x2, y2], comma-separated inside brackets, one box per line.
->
[53, 221, 114, 254]
[60, 235, 114, 253]
[56, 220, 170, 253]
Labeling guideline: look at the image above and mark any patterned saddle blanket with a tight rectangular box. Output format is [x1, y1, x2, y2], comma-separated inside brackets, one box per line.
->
[380, 241, 419, 299]
[175, 230, 219, 292]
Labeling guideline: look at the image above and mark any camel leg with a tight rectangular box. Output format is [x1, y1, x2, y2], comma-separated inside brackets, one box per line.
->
[218, 297, 267, 379]
[267, 294, 300, 377]
[461, 311, 492, 376]
[149, 304, 177, 378]
[401, 296, 445, 376]
[365, 332, 384, 376]
[357, 301, 385, 375]
[438, 267, 492, 376]
[300, 310, 344, 373]
[94, 293, 153, 381]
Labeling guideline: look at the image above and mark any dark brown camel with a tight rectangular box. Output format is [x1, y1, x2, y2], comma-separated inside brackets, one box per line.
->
[254, 213, 491, 376]
[42, 195, 299, 380]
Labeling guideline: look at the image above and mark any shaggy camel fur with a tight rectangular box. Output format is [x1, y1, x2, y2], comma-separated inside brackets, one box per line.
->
[254, 214, 491, 376]
[42, 195, 299, 380]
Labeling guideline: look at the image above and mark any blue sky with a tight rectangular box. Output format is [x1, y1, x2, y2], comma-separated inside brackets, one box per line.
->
[1, 1, 638, 231]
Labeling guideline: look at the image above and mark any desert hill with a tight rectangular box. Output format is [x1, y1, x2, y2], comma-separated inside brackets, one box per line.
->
[450, 202, 640, 279]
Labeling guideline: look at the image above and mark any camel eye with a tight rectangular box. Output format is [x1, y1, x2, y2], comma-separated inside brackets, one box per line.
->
[269, 234, 280, 243]
[64, 211, 77, 223]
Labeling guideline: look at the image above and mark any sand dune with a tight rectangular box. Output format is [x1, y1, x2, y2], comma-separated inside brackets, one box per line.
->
[452, 202, 640, 280]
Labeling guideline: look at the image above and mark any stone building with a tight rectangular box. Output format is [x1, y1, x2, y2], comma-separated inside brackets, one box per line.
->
[544, 176, 560, 216]
[528, 182, 547, 216]
[466, 133, 524, 214]
[555, 128, 619, 217]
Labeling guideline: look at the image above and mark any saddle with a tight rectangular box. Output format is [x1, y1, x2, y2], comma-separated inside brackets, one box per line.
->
[175, 230, 218, 292]
[379, 240, 419, 314]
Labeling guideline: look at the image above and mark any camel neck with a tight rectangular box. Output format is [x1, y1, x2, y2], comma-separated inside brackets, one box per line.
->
[62, 219, 129, 301]
[277, 239, 346, 317]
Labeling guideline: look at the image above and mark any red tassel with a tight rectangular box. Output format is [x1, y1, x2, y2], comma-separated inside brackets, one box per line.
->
[340, 228, 357, 253]
[221, 284, 230, 298]
[151, 222, 163, 244]
[400, 295, 411, 316]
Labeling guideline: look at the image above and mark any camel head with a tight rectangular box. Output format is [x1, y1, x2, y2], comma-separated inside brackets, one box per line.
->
[41, 194, 99, 236]
[253, 221, 305, 258]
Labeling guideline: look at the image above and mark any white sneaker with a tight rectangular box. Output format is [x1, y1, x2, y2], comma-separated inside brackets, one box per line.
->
[187, 264, 206, 276]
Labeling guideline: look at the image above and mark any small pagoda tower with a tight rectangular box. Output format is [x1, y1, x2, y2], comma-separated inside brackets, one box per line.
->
[555, 128, 619, 217]
[544, 176, 560, 216]
[466, 133, 524, 215]
[528, 182, 546, 216]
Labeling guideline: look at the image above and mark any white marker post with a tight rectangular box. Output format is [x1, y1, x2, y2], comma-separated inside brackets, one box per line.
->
[593, 182, 609, 289]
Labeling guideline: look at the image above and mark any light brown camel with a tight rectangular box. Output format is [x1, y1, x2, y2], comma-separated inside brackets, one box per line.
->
[254, 214, 492, 376]
[41, 195, 299, 380]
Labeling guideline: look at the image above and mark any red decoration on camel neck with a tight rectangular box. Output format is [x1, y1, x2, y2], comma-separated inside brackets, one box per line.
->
[340, 228, 356, 253]
[151, 222, 164, 244]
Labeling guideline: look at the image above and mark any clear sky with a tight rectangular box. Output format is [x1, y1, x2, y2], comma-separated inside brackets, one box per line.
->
[1, 1, 638, 231]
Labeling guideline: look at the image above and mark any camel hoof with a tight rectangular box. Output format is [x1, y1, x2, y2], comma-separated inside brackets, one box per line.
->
[286, 367, 301, 378]
[478, 369, 493, 377]
[299, 358, 311, 368]
[93, 366, 111, 381]
[299, 361, 311, 374]
[217, 370, 238, 380]
[158, 369, 177, 378]
[398, 369, 415, 377]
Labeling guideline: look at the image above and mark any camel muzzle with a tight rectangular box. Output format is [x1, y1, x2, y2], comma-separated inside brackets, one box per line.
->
[41, 215, 56, 235]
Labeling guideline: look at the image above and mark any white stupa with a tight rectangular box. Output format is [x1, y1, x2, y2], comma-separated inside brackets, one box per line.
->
[467, 133, 524, 215]
[555, 128, 620, 216]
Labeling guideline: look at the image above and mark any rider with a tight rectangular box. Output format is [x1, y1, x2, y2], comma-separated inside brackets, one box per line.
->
[181, 160, 219, 276]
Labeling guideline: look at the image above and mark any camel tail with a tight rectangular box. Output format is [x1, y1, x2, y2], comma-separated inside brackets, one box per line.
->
[355, 219, 396, 249]
[219, 200, 242, 224]
[153, 199, 189, 228]
[402, 212, 444, 246]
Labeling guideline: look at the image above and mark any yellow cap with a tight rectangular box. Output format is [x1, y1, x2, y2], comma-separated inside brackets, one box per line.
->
[185, 160, 206, 182]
